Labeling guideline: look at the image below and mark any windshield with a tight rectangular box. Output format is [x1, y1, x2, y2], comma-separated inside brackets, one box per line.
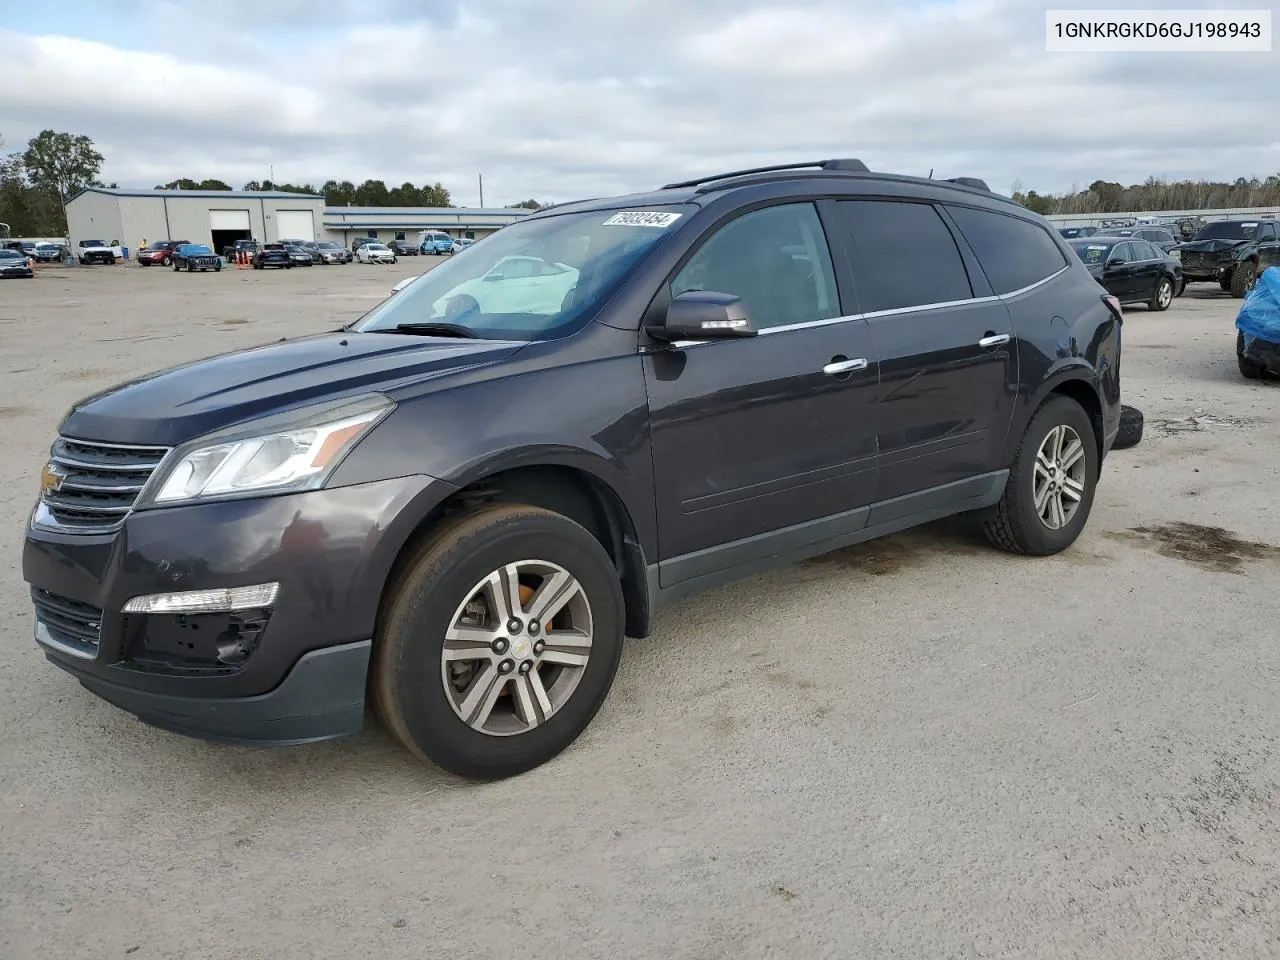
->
[0, 250, 22, 260]
[85, 240, 105, 247]
[1068, 240, 1115, 265]
[366, 244, 388, 250]
[180, 244, 212, 254]
[317, 242, 339, 249]
[1195, 222, 1257, 241]
[355, 205, 691, 341]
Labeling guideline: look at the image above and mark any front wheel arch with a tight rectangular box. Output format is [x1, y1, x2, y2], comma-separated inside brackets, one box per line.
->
[380, 464, 653, 640]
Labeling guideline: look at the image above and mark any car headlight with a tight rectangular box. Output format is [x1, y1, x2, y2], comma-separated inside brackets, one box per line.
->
[136, 394, 394, 508]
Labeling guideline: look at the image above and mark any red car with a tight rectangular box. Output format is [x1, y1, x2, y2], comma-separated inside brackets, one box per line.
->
[137, 240, 191, 267]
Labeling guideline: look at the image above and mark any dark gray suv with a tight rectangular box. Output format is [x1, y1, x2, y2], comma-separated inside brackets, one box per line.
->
[23, 159, 1122, 779]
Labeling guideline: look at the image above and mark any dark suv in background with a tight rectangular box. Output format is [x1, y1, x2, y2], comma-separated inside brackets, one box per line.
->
[23, 159, 1122, 780]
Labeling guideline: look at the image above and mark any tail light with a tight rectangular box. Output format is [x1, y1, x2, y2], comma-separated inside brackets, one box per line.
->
[1101, 293, 1123, 322]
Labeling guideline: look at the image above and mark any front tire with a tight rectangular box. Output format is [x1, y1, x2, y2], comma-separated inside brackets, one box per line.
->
[983, 395, 1099, 556]
[162, 255, 172, 267]
[1230, 262, 1257, 298]
[1150, 276, 1173, 311]
[373, 504, 625, 780]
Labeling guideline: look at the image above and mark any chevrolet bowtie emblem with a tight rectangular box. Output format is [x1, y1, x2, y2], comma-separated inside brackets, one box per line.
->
[40, 462, 66, 497]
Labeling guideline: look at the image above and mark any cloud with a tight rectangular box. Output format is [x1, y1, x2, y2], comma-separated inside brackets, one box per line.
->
[0, 0, 1276, 205]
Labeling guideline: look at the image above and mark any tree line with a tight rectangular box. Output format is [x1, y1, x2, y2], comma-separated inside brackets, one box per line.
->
[1012, 175, 1280, 216]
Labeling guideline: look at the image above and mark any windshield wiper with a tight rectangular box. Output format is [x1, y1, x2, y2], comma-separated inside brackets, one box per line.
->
[390, 322, 481, 339]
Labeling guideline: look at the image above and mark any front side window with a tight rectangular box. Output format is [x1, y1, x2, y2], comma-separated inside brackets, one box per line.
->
[946, 205, 1068, 295]
[354, 205, 691, 341]
[670, 202, 839, 330]
[834, 200, 972, 312]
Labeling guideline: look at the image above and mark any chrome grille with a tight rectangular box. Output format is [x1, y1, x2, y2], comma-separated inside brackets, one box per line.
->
[32, 588, 103, 659]
[38, 437, 169, 534]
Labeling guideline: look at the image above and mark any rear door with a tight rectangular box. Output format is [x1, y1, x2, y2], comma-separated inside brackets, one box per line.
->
[828, 198, 1017, 501]
[1131, 240, 1164, 299]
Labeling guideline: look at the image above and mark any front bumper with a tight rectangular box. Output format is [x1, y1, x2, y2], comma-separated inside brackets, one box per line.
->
[23, 474, 454, 744]
[1, 266, 34, 277]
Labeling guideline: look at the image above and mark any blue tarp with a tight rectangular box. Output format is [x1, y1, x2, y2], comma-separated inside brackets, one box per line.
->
[1236, 265, 1280, 345]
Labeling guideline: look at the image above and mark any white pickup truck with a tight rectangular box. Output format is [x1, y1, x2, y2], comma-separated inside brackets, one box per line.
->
[77, 239, 121, 265]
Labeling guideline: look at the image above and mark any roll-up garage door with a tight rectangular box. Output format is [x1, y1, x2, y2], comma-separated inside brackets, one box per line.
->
[275, 210, 315, 241]
[209, 209, 251, 231]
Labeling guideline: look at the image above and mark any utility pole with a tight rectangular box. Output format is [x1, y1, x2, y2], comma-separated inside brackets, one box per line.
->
[478, 173, 484, 208]
[269, 164, 274, 186]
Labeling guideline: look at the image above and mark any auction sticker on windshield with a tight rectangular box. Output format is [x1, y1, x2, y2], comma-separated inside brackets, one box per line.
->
[1081, 245, 1108, 263]
[602, 211, 682, 228]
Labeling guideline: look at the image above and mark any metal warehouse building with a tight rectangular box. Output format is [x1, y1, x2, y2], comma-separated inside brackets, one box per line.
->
[66, 187, 327, 255]
[65, 188, 533, 255]
[323, 206, 530, 246]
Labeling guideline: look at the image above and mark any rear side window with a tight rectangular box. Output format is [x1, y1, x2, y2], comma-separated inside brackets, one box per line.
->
[945, 205, 1068, 295]
[1136, 240, 1160, 260]
[833, 200, 972, 312]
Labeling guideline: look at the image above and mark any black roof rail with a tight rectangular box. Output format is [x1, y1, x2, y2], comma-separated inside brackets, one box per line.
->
[944, 177, 991, 191]
[661, 158, 869, 190]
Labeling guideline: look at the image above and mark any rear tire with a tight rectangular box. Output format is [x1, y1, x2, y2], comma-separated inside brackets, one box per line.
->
[1230, 261, 1257, 298]
[1112, 404, 1144, 449]
[373, 504, 625, 780]
[1237, 332, 1264, 380]
[982, 395, 1099, 556]
[1150, 276, 1173, 311]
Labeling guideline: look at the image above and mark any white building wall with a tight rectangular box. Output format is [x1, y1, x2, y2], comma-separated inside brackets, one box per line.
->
[65, 191, 124, 250]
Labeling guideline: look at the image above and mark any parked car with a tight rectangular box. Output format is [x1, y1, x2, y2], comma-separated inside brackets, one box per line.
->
[420, 231, 455, 255]
[451, 238, 476, 252]
[21, 160, 1125, 780]
[252, 243, 293, 269]
[31, 242, 63, 263]
[389, 239, 419, 256]
[77, 239, 116, 265]
[171, 243, 222, 273]
[315, 241, 352, 264]
[357, 242, 397, 264]
[283, 244, 314, 267]
[1067, 236, 1181, 310]
[351, 237, 380, 254]
[0, 248, 34, 278]
[1236, 266, 1280, 380]
[137, 240, 191, 267]
[1175, 219, 1280, 298]
[280, 239, 321, 263]
[1058, 227, 1098, 239]
[1108, 226, 1181, 255]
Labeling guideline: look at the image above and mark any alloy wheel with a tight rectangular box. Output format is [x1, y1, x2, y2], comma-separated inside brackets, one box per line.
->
[440, 560, 593, 737]
[1032, 424, 1087, 530]
[1157, 280, 1172, 309]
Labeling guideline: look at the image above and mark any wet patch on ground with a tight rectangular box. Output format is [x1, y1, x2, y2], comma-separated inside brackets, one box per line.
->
[1109, 522, 1279, 573]
[0, 406, 32, 418]
[1132, 343, 1179, 350]
[220, 318, 252, 325]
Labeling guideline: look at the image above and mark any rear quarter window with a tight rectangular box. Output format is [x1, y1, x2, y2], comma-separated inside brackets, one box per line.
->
[945, 205, 1068, 295]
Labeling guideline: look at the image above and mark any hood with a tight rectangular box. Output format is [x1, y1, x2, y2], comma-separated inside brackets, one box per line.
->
[60, 331, 524, 446]
[1178, 238, 1249, 254]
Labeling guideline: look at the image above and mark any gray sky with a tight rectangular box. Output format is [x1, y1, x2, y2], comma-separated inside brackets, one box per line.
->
[1, 0, 1276, 205]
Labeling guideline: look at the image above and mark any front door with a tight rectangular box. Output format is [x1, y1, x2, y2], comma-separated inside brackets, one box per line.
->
[829, 199, 1017, 500]
[642, 201, 881, 586]
[1106, 241, 1144, 299]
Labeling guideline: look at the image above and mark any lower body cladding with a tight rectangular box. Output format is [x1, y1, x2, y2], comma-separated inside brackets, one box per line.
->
[22, 474, 453, 745]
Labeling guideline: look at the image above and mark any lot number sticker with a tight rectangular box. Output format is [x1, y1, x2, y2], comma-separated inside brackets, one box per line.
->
[602, 211, 683, 228]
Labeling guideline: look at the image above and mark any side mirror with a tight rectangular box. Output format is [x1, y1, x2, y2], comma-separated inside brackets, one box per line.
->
[1106, 257, 1126, 268]
[647, 290, 757, 342]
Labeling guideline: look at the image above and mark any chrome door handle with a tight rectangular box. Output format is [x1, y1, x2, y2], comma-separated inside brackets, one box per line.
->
[823, 358, 869, 375]
[978, 334, 1011, 348]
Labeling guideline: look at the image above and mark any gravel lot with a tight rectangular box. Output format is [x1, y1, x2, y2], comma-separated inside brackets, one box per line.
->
[2, 261, 1279, 959]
